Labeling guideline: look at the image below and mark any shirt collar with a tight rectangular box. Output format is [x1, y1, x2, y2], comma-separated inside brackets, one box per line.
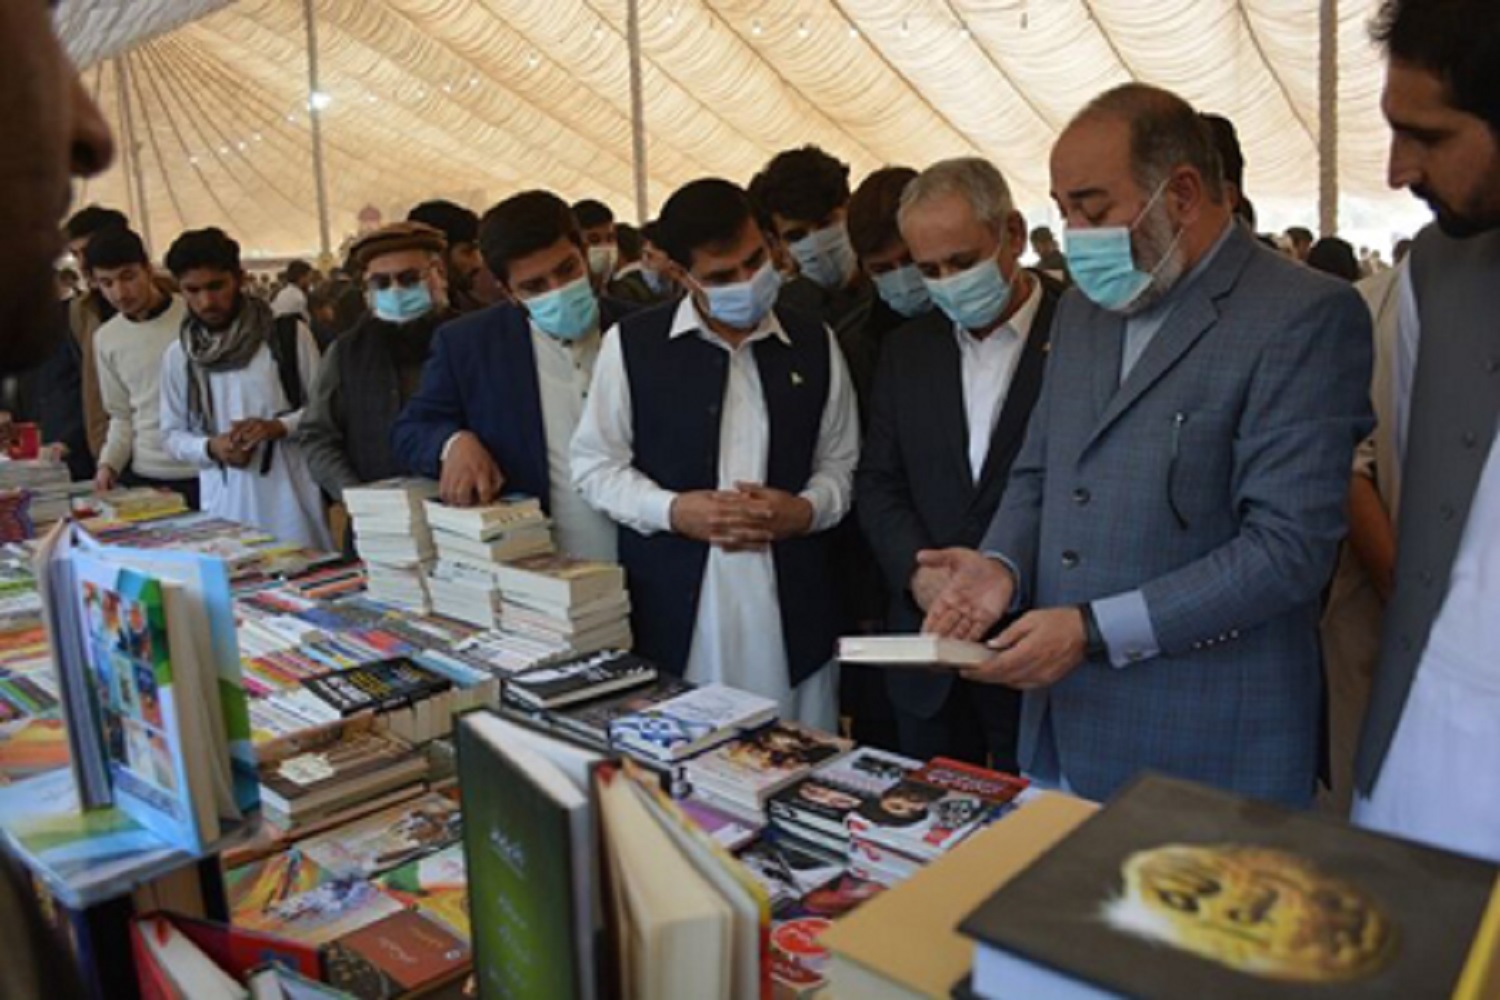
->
[953, 269, 1044, 347]
[669, 294, 791, 348]
[528, 318, 602, 349]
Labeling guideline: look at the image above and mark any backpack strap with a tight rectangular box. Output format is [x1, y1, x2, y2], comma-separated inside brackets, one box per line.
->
[269, 315, 306, 412]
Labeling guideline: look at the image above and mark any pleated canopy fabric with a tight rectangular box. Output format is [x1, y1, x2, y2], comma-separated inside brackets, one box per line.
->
[59, 0, 1411, 260]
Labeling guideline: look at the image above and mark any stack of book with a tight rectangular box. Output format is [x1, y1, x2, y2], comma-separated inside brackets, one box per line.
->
[0, 458, 72, 531]
[503, 650, 658, 712]
[94, 486, 189, 522]
[343, 478, 439, 613]
[845, 759, 1028, 886]
[494, 553, 631, 656]
[254, 716, 429, 831]
[768, 747, 922, 859]
[684, 721, 852, 821]
[608, 683, 778, 763]
[423, 496, 554, 628]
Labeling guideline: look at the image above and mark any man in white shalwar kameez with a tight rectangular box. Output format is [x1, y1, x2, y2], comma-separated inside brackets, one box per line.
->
[159, 228, 331, 551]
[573, 179, 859, 731]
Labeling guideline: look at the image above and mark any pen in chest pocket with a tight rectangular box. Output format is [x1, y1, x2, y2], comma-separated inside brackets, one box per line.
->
[1168, 411, 1189, 530]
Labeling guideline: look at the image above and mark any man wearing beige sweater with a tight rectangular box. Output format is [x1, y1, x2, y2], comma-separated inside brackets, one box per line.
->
[87, 227, 200, 507]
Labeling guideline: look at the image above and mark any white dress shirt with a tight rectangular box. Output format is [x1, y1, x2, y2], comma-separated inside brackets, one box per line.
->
[1354, 282, 1500, 862]
[956, 275, 1041, 481]
[571, 297, 860, 728]
[529, 323, 617, 562]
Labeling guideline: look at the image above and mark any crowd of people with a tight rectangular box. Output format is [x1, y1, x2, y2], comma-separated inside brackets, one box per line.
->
[0, 7, 1496, 972]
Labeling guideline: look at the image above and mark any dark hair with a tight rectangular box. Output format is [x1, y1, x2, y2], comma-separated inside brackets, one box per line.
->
[656, 178, 756, 269]
[1198, 113, 1245, 189]
[64, 205, 129, 243]
[408, 199, 480, 247]
[285, 260, 313, 283]
[1077, 84, 1225, 203]
[83, 227, 149, 271]
[1030, 226, 1056, 243]
[1306, 237, 1362, 282]
[855, 781, 944, 828]
[479, 190, 581, 282]
[572, 199, 615, 230]
[749, 145, 851, 226]
[616, 222, 643, 260]
[1285, 226, 1315, 246]
[847, 166, 918, 258]
[1373, 0, 1500, 134]
[640, 220, 661, 246]
[165, 227, 242, 277]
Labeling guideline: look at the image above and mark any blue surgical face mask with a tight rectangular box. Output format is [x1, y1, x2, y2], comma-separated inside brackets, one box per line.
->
[696, 262, 782, 330]
[523, 275, 600, 341]
[790, 222, 858, 291]
[1064, 179, 1181, 314]
[871, 264, 932, 319]
[923, 257, 1012, 331]
[372, 284, 435, 324]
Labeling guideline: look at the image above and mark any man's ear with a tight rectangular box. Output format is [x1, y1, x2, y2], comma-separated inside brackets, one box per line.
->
[1168, 165, 1207, 226]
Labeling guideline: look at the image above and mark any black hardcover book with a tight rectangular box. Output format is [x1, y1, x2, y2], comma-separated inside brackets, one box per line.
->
[302, 657, 452, 716]
[504, 651, 657, 710]
[960, 773, 1498, 1000]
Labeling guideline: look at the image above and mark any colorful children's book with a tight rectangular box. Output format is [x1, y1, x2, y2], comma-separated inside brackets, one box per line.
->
[236, 876, 404, 947]
[375, 842, 471, 941]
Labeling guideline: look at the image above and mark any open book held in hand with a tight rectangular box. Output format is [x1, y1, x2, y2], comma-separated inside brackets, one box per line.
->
[837, 634, 994, 669]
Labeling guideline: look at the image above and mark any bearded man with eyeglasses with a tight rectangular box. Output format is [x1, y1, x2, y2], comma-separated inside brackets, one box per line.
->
[302, 221, 454, 518]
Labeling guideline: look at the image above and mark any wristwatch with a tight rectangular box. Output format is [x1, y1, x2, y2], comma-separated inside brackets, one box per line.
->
[1078, 603, 1109, 663]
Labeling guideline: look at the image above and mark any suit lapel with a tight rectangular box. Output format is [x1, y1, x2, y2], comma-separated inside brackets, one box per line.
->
[927, 320, 974, 488]
[974, 278, 1056, 497]
[1084, 226, 1256, 455]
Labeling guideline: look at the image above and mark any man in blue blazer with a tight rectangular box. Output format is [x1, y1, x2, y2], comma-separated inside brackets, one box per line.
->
[391, 191, 637, 560]
[923, 84, 1374, 807]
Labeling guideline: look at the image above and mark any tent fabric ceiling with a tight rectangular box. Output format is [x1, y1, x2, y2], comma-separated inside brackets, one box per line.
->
[61, 0, 1395, 259]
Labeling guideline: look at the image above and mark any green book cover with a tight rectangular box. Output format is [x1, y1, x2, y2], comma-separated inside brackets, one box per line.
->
[457, 715, 580, 1000]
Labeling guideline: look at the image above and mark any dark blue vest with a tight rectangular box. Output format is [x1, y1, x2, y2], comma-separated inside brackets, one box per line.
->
[617, 303, 836, 686]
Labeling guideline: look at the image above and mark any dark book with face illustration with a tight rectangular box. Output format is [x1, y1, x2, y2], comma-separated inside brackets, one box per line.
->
[960, 774, 1499, 1000]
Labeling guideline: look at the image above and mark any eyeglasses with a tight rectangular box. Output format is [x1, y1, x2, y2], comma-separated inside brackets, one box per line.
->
[366, 267, 428, 292]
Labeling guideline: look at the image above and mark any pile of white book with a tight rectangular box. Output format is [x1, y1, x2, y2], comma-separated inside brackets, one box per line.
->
[422, 496, 554, 628]
[343, 478, 438, 613]
[495, 553, 632, 658]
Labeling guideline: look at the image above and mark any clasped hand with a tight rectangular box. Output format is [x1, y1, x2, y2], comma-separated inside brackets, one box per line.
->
[918, 547, 1087, 691]
[670, 482, 813, 551]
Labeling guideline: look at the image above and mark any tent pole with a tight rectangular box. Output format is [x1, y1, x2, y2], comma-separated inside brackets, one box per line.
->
[303, 0, 333, 261]
[117, 54, 154, 254]
[626, 0, 649, 223]
[1318, 0, 1338, 237]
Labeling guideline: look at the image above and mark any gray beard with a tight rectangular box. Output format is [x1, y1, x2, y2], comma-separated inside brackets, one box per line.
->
[1119, 203, 1188, 316]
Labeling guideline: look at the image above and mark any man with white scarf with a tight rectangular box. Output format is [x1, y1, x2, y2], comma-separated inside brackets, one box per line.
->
[159, 227, 331, 550]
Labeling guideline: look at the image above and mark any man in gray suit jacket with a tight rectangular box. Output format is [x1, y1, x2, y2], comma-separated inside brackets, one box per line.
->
[1353, 0, 1500, 861]
[923, 83, 1374, 807]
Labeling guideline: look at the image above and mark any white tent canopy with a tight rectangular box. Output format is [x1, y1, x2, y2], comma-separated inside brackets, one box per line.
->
[60, 0, 1413, 260]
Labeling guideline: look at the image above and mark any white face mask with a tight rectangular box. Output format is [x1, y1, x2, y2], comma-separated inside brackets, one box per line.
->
[587, 244, 619, 282]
